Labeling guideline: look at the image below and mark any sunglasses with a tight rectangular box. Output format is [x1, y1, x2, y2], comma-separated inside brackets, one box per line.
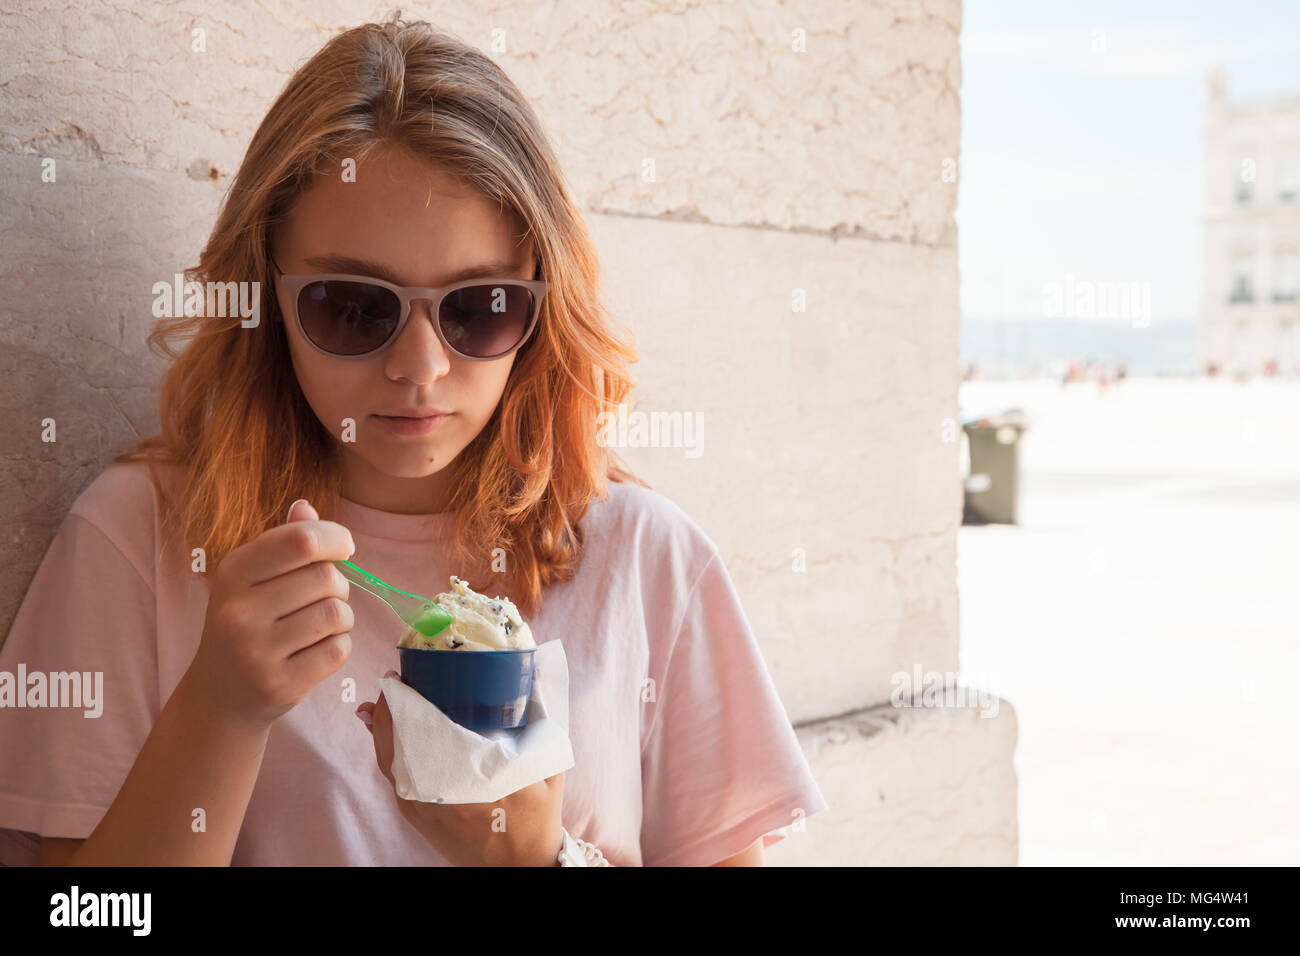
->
[271, 255, 548, 360]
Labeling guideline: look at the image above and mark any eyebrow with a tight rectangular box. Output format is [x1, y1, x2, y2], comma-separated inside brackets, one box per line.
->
[302, 254, 523, 285]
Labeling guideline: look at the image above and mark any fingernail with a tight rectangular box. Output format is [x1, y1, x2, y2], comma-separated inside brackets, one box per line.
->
[287, 498, 307, 520]
[383, 669, 399, 680]
[355, 708, 372, 726]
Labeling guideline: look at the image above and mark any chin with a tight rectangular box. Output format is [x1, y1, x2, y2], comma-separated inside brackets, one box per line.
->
[366, 445, 460, 478]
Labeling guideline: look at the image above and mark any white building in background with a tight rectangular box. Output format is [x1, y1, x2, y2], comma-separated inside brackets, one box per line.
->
[1201, 68, 1300, 377]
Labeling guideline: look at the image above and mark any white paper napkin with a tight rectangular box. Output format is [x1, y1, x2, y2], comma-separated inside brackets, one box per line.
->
[380, 639, 574, 805]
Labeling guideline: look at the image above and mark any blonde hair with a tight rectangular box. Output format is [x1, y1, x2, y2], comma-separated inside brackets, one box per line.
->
[117, 13, 647, 618]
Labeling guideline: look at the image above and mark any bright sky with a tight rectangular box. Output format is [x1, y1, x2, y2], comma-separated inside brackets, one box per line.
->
[958, 0, 1300, 322]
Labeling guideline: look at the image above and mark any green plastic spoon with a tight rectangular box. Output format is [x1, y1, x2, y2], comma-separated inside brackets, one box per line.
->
[334, 559, 453, 638]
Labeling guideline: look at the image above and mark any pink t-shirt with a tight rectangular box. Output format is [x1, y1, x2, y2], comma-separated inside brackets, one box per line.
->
[0, 461, 826, 866]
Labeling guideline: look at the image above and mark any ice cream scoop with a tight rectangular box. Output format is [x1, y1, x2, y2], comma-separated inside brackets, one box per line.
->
[396, 575, 534, 651]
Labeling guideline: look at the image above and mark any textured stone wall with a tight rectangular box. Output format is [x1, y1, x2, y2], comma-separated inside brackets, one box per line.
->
[1, 1, 1015, 864]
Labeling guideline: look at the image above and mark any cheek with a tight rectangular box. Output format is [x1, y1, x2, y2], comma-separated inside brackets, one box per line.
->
[460, 366, 512, 426]
[477, 359, 516, 408]
[288, 343, 368, 423]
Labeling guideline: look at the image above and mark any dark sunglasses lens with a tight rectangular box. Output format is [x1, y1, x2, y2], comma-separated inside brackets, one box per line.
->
[297, 280, 401, 355]
[439, 284, 535, 358]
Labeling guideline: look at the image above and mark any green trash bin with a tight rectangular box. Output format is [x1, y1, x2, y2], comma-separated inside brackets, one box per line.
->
[962, 410, 1029, 525]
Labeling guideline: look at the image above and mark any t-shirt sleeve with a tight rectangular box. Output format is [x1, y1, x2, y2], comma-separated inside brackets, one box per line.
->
[639, 549, 828, 866]
[0, 511, 160, 864]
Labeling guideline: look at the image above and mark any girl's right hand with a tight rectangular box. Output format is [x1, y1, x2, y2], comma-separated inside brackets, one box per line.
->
[185, 499, 357, 728]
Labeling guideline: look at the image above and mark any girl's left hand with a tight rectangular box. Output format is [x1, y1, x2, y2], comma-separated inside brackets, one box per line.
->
[356, 673, 565, 867]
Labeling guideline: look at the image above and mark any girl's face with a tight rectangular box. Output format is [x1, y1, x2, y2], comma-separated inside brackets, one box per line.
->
[272, 145, 537, 514]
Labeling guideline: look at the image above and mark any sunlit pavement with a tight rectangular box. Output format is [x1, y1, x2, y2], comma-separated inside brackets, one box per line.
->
[958, 377, 1300, 866]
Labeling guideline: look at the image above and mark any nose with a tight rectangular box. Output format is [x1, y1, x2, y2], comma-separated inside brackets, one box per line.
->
[384, 297, 452, 383]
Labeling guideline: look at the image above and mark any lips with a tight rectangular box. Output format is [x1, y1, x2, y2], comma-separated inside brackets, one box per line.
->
[376, 408, 452, 419]
[373, 411, 451, 436]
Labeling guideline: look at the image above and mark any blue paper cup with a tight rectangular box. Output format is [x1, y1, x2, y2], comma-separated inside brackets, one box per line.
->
[397, 646, 536, 731]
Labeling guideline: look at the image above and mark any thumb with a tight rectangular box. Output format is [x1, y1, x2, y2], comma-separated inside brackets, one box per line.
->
[286, 498, 319, 522]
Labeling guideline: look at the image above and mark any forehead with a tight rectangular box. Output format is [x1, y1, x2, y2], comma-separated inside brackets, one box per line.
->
[278, 144, 532, 284]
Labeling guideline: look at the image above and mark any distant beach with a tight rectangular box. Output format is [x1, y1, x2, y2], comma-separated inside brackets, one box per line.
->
[961, 318, 1198, 378]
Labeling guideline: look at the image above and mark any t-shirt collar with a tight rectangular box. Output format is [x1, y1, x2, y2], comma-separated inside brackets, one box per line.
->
[334, 496, 456, 542]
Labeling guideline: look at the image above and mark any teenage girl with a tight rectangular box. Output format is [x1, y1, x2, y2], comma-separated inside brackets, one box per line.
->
[0, 15, 825, 867]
